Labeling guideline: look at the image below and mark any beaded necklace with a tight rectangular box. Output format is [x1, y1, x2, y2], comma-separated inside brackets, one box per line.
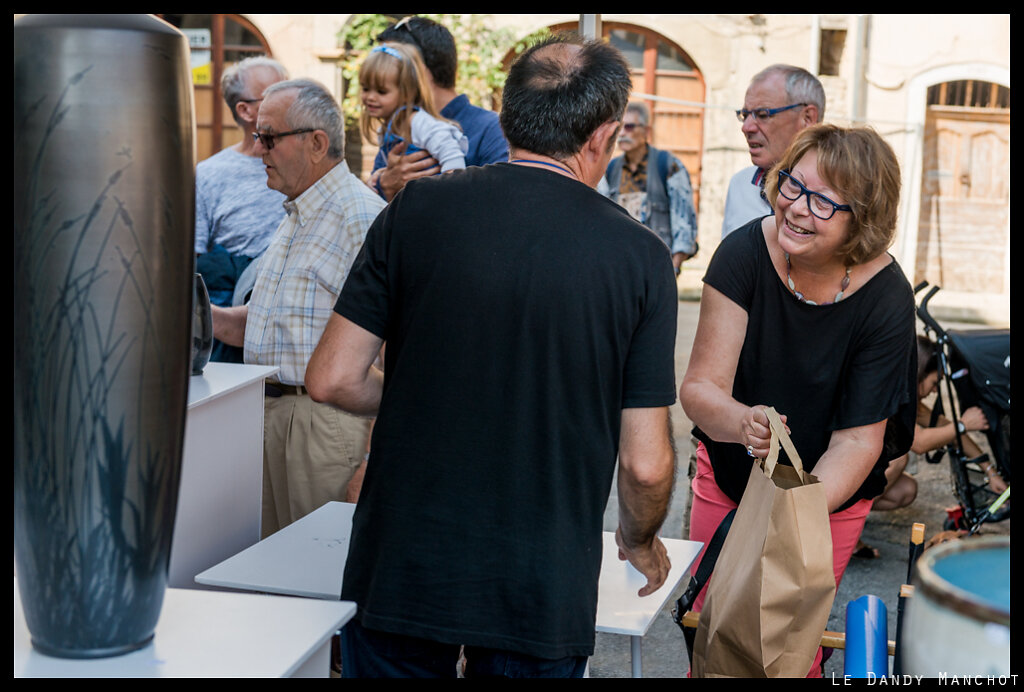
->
[784, 253, 851, 306]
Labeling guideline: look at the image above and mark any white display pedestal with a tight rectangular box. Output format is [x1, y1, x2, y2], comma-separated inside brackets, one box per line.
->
[169, 363, 278, 589]
[14, 581, 355, 677]
[197, 501, 702, 677]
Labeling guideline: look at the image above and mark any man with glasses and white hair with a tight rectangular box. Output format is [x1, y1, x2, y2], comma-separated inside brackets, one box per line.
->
[196, 57, 290, 260]
[195, 56, 290, 362]
[603, 101, 698, 276]
[212, 78, 386, 538]
[721, 64, 824, 238]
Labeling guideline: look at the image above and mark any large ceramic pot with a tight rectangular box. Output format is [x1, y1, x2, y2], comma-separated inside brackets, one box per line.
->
[13, 14, 195, 658]
[902, 536, 1010, 676]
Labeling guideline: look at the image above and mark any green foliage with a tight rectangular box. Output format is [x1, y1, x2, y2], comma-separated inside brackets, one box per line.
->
[336, 14, 549, 134]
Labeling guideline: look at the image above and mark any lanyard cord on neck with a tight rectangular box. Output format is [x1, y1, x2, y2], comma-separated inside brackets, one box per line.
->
[509, 158, 576, 178]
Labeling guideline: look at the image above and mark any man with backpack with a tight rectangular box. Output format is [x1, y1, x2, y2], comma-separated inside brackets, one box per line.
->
[603, 101, 698, 274]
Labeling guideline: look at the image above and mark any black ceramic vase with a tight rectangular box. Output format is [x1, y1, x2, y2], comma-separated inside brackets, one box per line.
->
[13, 15, 195, 658]
[192, 274, 214, 375]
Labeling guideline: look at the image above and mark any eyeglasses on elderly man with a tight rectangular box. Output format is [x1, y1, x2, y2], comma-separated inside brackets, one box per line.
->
[735, 103, 807, 123]
[252, 128, 315, 151]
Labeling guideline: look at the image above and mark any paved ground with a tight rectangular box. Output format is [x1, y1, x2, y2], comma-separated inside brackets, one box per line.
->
[588, 296, 1010, 679]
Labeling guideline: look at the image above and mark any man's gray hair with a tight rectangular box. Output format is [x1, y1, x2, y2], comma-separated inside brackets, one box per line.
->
[263, 78, 345, 160]
[221, 56, 289, 126]
[625, 101, 651, 128]
[752, 64, 826, 121]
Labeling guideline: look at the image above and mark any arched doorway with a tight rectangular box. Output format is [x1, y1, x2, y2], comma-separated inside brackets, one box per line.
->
[548, 22, 706, 210]
[915, 79, 1009, 301]
[158, 14, 274, 161]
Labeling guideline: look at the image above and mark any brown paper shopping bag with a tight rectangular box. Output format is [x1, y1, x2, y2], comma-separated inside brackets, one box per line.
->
[691, 407, 836, 677]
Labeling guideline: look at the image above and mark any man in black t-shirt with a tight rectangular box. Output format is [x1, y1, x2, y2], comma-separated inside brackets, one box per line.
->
[307, 35, 677, 678]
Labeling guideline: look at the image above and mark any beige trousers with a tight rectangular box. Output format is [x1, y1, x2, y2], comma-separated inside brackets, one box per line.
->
[261, 392, 369, 539]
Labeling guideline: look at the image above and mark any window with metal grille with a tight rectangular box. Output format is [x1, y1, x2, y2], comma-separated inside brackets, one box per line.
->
[927, 80, 1010, 109]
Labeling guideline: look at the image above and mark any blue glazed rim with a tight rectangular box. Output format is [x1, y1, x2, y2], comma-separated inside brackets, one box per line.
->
[913, 535, 1010, 627]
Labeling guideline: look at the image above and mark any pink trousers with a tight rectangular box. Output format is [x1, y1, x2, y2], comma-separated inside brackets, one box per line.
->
[687, 442, 872, 678]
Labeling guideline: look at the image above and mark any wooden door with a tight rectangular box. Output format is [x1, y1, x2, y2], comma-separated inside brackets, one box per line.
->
[158, 14, 273, 161]
[916, 106, 1009, 295]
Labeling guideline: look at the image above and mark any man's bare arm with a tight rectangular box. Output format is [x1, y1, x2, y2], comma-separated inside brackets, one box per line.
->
[211, 304, 248, 348]
[615, 406, 675, 596]
[306, 313, 385, 417]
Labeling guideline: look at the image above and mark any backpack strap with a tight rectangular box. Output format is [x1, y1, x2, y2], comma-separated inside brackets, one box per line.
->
[605, 156, 625, 199]
[657, 148, 671, 185]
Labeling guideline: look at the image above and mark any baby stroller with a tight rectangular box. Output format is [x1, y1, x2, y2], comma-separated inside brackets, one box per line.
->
[915, 282, 1010, 530]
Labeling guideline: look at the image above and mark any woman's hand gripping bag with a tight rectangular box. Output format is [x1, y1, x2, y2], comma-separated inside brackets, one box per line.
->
[691, 407, 836, 677]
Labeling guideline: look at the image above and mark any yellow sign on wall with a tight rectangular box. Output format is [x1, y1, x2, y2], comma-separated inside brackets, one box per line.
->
[192, 63, 212, 85]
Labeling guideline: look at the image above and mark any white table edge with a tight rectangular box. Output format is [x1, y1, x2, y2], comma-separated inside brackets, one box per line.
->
[188, 363, 279, 409]
[14, 580, 357, 678]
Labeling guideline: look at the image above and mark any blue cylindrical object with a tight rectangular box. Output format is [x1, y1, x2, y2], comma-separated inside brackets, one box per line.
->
[845, 595, 889, 677]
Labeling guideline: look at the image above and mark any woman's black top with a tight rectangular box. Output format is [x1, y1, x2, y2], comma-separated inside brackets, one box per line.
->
[695, 218, 917, 511]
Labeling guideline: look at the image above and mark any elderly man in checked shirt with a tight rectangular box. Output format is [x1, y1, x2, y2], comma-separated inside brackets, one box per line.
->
[213, 79, 386, 538]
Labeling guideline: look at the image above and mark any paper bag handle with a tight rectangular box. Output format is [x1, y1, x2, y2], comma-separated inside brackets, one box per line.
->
[762, 406, 808, 483]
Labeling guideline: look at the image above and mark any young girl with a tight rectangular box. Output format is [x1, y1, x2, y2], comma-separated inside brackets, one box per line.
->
[359, 42, 467, 188]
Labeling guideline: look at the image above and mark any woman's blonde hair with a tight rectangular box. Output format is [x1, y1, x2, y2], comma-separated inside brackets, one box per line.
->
[764, 124, 901, 266]
[358, 41, 458, 146]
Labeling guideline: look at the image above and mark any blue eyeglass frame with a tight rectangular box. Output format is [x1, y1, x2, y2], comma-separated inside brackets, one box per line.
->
[735, 103, 807, 123]
[777, 170, 852, 220]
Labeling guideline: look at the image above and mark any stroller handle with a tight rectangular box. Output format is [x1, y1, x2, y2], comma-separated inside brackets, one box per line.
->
[916, 283, 944, 336]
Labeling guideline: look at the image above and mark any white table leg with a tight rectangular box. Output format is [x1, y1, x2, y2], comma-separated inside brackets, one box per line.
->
[630, 635, 642, 678]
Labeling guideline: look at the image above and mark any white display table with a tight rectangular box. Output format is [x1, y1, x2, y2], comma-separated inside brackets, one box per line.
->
[196, 499, 355, 599]
[14, 581, 355, 677]
[197, 501, 701, 677]
[169, 362, 278, 589]
[595, 531, 702, 677]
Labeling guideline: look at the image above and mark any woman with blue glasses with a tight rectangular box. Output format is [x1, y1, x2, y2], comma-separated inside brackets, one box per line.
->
[679, 124, 918, 677]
